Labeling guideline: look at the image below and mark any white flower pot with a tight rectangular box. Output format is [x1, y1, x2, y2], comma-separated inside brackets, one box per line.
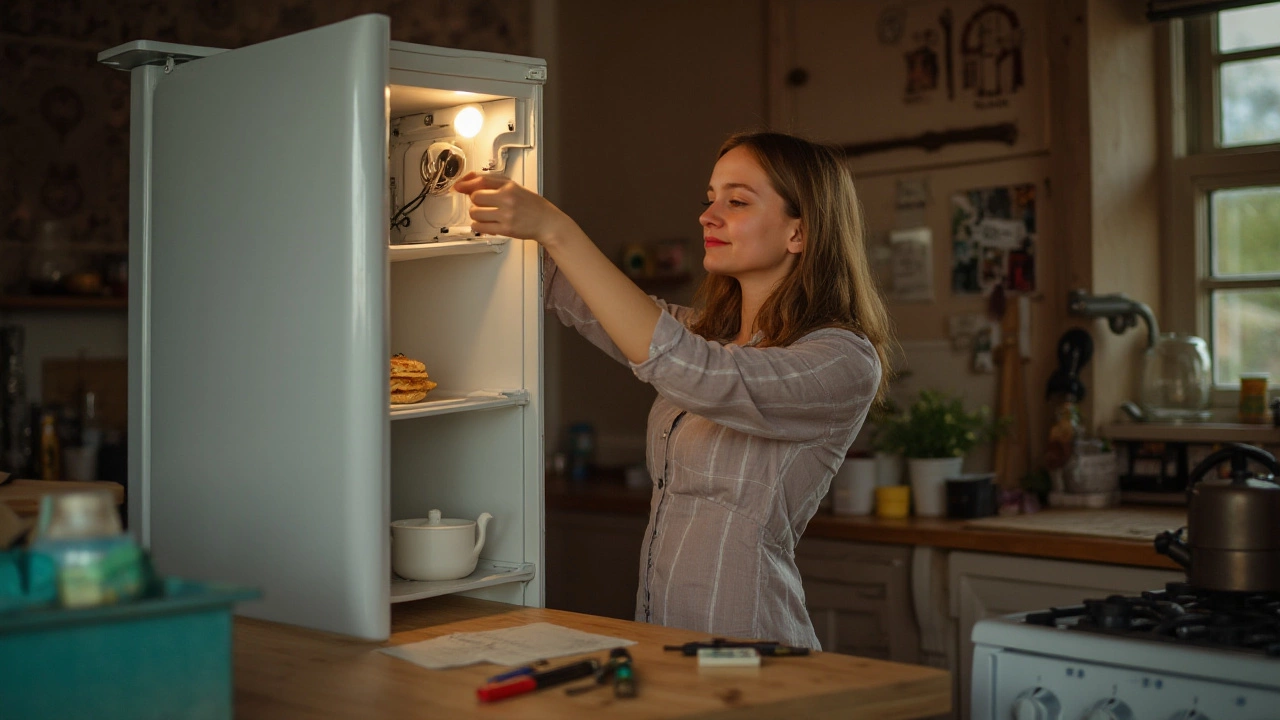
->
[908, 457, 964, 517]
[873, 452, 904, 486]
[832, 457, 877, 515]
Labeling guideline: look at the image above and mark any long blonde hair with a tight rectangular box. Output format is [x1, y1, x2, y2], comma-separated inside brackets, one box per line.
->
[688, 132, 895, 403]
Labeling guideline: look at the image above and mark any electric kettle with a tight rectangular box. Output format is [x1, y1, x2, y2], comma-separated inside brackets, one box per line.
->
[1139, 333, 1212, 422]
[1155, 443, 1280, 593]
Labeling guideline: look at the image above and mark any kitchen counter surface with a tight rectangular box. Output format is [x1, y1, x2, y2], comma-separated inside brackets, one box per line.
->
[234, 595, 950, 719]
[547, 478, 1181, 570]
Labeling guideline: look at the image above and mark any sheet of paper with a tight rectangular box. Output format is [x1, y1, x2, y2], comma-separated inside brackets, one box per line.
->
[380, 622, 636, 670]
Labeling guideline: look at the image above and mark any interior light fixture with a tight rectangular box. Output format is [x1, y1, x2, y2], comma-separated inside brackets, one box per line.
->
[454, 105, 484, 138]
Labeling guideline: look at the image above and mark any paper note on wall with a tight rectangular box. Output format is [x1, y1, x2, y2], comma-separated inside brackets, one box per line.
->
[889, 227, 934, 303]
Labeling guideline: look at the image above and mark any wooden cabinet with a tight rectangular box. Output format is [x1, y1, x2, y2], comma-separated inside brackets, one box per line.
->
[543, 509, 647, 620]
[947, 551, 1183, 719]
[796, 538, 920, 662]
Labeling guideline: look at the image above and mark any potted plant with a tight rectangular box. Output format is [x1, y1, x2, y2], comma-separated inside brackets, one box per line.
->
[873, 390, 1007, 516]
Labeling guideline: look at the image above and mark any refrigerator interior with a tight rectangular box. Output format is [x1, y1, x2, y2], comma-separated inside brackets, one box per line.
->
[385, 77, 543, 607]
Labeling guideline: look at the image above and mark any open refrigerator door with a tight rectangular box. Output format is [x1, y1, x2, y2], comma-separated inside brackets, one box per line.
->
[101, 15, 545, 640]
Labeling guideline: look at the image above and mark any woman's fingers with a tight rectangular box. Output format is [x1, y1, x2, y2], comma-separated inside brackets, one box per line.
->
[452, 171, 507, 195]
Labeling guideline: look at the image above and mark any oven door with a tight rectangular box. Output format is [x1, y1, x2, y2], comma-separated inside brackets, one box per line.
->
[972, 630, 1280, 720]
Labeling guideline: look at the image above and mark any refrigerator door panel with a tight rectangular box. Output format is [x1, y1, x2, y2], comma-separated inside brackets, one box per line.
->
[145, 15, 389, 639]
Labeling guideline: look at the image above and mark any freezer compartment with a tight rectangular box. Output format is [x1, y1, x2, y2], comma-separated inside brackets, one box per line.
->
[390, 410, 535, 605]
[388, 86, 533, 245]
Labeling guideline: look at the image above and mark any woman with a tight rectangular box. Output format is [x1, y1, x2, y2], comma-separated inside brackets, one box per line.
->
[454, 132, 893, 649]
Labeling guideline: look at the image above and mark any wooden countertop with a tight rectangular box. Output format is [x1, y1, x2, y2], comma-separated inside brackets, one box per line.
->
[546, 478, 1181, 570]
[234, 595, 950, 719]
[0, 478, 125, 517]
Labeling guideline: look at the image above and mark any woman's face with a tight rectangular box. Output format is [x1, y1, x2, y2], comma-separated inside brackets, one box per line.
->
[699, 146, 803, 287]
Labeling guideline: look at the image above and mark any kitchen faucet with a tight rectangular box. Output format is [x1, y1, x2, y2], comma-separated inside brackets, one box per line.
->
[1066, 289, 1159, 349]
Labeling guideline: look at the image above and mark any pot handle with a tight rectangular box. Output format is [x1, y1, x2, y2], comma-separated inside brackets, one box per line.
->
[1184, 442, 1280, 497]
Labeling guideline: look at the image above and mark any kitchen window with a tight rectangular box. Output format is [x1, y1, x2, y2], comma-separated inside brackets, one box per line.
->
[1163, 1, 1280, 399]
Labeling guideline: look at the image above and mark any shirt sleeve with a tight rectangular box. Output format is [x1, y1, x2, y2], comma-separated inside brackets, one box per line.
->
[543, 252, 695, 365]
[629, 311, 881, 442]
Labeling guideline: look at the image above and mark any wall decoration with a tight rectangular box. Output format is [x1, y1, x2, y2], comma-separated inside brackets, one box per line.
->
[878, 5, 907, 45]
[960, 3, 1024, 108]
[889, 227, 934, 303]
[903, 28, 940, 102]
[940, 8, 955, 100]
[951, 183, 1035, 296]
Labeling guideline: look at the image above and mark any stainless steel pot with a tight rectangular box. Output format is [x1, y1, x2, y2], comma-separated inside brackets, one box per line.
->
[1155, 443, 1280, 593]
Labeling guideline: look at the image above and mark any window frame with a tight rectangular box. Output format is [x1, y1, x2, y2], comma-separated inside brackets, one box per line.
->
[1162, 10, 1280, 406]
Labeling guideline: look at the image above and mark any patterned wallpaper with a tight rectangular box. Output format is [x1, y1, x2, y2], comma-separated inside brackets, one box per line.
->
[0, 0, 531, 294]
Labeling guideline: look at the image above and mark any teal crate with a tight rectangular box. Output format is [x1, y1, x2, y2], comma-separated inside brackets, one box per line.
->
[0, 576, 259, 720]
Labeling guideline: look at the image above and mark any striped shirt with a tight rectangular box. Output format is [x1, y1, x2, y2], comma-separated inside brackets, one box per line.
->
[545, 256, 881, 649]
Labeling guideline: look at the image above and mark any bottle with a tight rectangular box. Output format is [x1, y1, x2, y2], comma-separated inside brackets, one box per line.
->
[567, 422, 596, 482]
[30, 491, 145, 608]
[1, 326, 33, 475]
[1239, 373, 1270, 424]
[40, 411, 61, 481]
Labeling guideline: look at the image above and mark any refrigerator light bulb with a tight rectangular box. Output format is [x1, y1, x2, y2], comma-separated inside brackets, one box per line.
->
[455, 105, 484, 138]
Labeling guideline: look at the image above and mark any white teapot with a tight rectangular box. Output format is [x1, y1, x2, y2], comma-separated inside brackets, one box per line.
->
[391, 510, 492, 581]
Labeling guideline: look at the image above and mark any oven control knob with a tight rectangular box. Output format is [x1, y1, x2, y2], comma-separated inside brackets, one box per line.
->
[1084, 699, 1134, 720]
[1012, 688, 1061, 720]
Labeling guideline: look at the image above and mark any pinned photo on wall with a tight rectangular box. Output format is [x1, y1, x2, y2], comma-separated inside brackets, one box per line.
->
[889, 227, 934, 303]
[950, 182, 1035, 296]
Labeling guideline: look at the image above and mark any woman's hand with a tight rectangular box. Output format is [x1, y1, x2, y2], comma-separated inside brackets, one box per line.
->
[453, 172, 574, 248]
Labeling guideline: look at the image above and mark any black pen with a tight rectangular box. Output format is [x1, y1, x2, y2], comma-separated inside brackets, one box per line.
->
[477, 658, 600, 702]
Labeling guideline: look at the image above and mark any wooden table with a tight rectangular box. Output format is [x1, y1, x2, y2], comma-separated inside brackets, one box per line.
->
[234, 596, 951, 719]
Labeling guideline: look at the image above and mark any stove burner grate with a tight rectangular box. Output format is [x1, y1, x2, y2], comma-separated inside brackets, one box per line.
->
[1024, 582, 1280, 658]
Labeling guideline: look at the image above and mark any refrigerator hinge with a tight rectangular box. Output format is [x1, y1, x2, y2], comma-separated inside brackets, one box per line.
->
[525, 67, 547, 82]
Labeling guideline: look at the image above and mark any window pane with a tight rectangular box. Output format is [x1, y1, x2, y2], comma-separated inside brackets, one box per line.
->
[1211, 185, 1280, 275]
[1219, 2, 1280, 53]
[1221, 57, 1280, 147]
[1212, 289, 1280, 385]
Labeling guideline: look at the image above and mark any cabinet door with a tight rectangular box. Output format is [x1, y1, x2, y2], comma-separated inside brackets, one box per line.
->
[949, 552, 1182, 719]
[796, 538, 919, 662]
[544, 510, 647, 619]
[144, 16, 389, 639]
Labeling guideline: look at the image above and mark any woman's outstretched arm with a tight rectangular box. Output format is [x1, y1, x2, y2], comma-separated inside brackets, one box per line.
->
[454, 172, 661, 363]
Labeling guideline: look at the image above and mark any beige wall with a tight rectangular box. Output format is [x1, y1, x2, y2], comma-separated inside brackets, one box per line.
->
[549, 0, 1162, 477]
[546, 0, 769, 463]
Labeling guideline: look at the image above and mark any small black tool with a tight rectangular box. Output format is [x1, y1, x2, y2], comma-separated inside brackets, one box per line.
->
[564, 647, 637, 698]
[663, 638, 810, 657]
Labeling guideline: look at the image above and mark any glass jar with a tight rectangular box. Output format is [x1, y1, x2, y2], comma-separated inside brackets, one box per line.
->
[1140, 333, 1212, 422]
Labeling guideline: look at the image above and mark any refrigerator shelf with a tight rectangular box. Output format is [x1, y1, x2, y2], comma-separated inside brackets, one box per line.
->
[389, 389, 529, 420]
[389, 559, 535, 603]
[388, 237, 509, 262]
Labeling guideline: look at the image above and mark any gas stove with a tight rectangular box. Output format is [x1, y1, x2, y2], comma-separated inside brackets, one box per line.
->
[971, 583, 1280, 719]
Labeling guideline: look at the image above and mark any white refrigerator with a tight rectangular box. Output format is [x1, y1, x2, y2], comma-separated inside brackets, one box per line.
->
[98, 14, 546, 641]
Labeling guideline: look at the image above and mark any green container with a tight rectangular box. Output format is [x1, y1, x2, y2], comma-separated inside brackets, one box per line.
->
[0, 576, 258, 720]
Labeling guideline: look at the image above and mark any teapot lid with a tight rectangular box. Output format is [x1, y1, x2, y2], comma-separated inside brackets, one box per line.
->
[391, 509, 476, 529]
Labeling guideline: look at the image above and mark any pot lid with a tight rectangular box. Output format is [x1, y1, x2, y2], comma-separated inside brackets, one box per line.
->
[391, 509, 475, 529]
